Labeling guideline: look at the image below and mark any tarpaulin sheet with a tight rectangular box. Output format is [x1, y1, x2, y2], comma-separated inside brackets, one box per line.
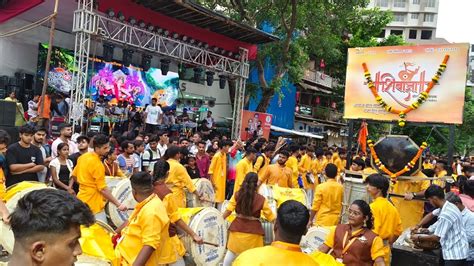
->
[0, 0, 44, 24]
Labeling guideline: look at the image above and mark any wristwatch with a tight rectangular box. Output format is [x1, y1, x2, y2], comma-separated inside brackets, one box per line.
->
[412, 192, 417, 198]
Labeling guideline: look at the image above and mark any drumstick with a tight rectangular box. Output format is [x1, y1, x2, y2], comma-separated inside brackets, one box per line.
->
[202, 241, 219, 247]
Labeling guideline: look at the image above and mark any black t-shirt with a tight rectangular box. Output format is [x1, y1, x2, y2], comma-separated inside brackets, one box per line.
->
[6, 142, 44, 187]
[69, 152, 83, 167]
[186, 165, 201, 179]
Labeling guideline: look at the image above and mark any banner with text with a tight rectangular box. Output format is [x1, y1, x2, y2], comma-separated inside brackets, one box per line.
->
[240, 110, 272, 141]
[344, 43, 469, 124]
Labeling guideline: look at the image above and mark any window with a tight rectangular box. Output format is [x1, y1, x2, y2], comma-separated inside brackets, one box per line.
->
[413, 0, 420, 4]
[421, 30, 433, 39]
[394, 0, 406, 8]
[471, 44, 474, 52]
[409, 29, 418, 39]
[426, 0, 436, 7]
[391, 30, 404, 36]
[376, 0, 389, 7]
[393, 13, 406, 22]
[378, 29, 386, 38]
[424, 13, 435, 22]
[411, 13, 419, 19]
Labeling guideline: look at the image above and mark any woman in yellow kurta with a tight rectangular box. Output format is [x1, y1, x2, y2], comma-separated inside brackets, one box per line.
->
[208, 140, 231, 204]
[152, 160, 204, 265]
[366, 174, 403, 265]
[164, 146, 200, 208]
[223, 172, 276, 266]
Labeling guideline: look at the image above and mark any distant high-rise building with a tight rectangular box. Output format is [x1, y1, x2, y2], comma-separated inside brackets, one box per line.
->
[468, 44, 474, 87]
[368, 0, 440, 43]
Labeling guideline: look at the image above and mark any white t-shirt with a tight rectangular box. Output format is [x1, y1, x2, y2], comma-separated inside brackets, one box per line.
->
[145, 105, 163, 125]
[51, 138, 79, 158]
[205, 116, 214, 128]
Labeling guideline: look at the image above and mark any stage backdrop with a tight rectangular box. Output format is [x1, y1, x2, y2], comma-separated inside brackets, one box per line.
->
[88, 60, 179, 107]
[37, 43, 75, 94]
[240, 110, 272, 141]
[344, 43, 469, 124]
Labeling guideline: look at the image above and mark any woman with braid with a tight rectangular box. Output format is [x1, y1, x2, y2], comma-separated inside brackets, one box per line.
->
[222, 172, 276, 266]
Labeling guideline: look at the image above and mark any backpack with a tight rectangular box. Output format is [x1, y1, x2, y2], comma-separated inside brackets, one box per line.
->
[253, 154, 266, 170]
[141, 148, 161, 169]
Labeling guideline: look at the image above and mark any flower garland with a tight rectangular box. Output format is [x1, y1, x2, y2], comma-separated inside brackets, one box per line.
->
[362, 55, 450, 127]
[368, 139, 428, 182]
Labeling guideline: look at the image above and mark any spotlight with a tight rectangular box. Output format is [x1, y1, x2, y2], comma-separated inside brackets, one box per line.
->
[160, 59, 171, 75]
[208, 99, 216, 108]
[228, 51, 233, 57]
[212, 47, 219, 53]
[122, 49, 134, 66]
[106, 8, 115, 18]
[117, 11, 125, 21]
[235, 54, 241, 60]
[128, 16, 137, 25]
[147, 24, 155, 32]
[163, 30, 170, 36]
[220, 49, 226, 55]
[219, 75, 227, 89]
[103, 42, 115, 62]
[203, 43, 209, 49]
[182, 36, 188, 42]
[141, 54, 152, 71]
[197, 42, 203, 47]
[172, 33, 179, 39]
[138, 20, 146, 28]
[205, 71, 214, 86]
[156, 28, 163, 34]
[193, 68, 203, 83]
[189, 39, 195, 44]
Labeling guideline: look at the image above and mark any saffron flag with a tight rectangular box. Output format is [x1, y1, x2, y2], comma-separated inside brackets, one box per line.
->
[357, 121, 369, 155]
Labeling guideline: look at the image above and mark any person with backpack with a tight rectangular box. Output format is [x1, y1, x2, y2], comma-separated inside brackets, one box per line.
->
[254, 144, 274, 180]
[142, 135, 161, 173]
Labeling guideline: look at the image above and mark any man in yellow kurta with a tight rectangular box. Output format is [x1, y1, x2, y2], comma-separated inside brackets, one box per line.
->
[422, 158, 434, 170]
[258, 150, 293, 188]
[366, 174, 403, 265]
[433, 161, 448, 188]
[309, 163, 343, 227]
[299, 146, 316, 189]
[391, 170, 430, 230]
[233, 200, 319, 266]
[72, 134, 127, 222]
[117, 172, 170, 266]
[254, 145, 273, 179]
[285, 145, 300, 188]
[164, 146, 200, 208]
[331, 149, 345, 173]
[209, 140, 231, 205]
[233, 147, 257, 194]
[311, 149, 326, 179]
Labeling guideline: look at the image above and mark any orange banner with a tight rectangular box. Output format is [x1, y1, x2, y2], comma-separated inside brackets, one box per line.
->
[240, 110, 272, 141]
[344, 43, 469, 124]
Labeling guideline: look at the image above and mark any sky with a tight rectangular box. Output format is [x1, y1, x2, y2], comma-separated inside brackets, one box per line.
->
[436, 0, 474, 44]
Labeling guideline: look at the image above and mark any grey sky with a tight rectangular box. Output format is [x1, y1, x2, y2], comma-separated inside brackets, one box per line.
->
[436, 0, 473, 44]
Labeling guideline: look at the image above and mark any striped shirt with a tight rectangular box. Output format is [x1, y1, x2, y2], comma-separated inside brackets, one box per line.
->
[462, 208, 474, 261]
[429, 201, 468, 260]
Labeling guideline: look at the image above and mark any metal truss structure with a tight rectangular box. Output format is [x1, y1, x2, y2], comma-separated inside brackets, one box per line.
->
[70, 1, 248, 138]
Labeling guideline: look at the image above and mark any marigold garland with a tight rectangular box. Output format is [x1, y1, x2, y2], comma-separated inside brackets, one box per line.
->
[362, 55, 450, 127]
[368, 139, 427, 182]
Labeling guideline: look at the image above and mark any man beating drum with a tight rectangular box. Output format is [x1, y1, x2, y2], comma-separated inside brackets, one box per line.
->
[3, 189, 94, 266]
[72, 134, 127, 222]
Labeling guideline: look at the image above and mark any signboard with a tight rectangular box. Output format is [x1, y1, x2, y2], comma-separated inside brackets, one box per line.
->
[240, 110, 272, 141]
[344, 43, 469, 124]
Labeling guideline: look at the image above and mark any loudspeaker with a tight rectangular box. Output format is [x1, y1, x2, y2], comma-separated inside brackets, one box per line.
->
[0, 100, 16, 126]
[17, 73, 34, 107]
[0, 125, 19, 144]
[0, 76, 8, 90]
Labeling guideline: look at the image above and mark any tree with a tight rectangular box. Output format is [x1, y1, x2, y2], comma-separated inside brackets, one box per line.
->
[198, 0, 395, 112]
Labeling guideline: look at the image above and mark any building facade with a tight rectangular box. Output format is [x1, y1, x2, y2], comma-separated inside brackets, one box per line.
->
[368, 0, 439, 43]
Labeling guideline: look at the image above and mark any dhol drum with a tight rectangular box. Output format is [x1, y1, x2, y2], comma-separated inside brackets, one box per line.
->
[186, 178, 215, 208]
[272, 185, 310, 209]
[300, 226, 331, 254]
[106, 179, 137, 228]
[79, 219, 117, 265]
[341, 174, 370, 224]
[105, 176, 123, 191]
[258, 184, 274, 201]
[75, 255, 111, 266]
[179, 207, 227, 266]
[0, 219, 13, 254]
[4, 181, 48, 209]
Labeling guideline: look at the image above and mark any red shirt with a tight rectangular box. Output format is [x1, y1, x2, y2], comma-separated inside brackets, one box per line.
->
[195, 153, 210, 178]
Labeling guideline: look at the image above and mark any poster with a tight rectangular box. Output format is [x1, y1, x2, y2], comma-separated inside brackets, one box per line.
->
[37, 43, 75, 94]
[344, 43, 469, 124]
[88, 61, 179, 107]
[240, 110, 272, 141]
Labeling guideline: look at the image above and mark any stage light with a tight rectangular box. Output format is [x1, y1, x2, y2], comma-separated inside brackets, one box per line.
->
[160, 59, 171, 75]
[106, 8, 115, 18]
[206, 71, 214, 86]
[208, 99, 216, 108]
[122, 49, 134, 66]
[212, 47, 219, 53]
[172, 33, 179, 39]
[156, 28, 163, 34]
[219, 75, 227, 89]
[141, 54, 152, 71]
[163, 30, 170, 36]
[138, 20, 146, 28]
[117, 11, 125, 21]
[235, 54, 241, 60]
[182, 36, 188, 42]
[189, 39, 195, 44]
[203, 43, 209, 49]
[103, 42, 115, 62]
[128, 17, 137, 25]
[147, 24, 154, 32]
[197, 42, 203, 47]
[220, 49, 227, 55]
[193, 68, 203, 83]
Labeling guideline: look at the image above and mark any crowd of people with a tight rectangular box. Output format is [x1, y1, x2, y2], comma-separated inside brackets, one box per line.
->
[0, 120, 473, 265]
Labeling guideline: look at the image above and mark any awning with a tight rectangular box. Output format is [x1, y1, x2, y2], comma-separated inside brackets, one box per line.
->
[297, 82, 332, 94]
[270, 125, 324, 139]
